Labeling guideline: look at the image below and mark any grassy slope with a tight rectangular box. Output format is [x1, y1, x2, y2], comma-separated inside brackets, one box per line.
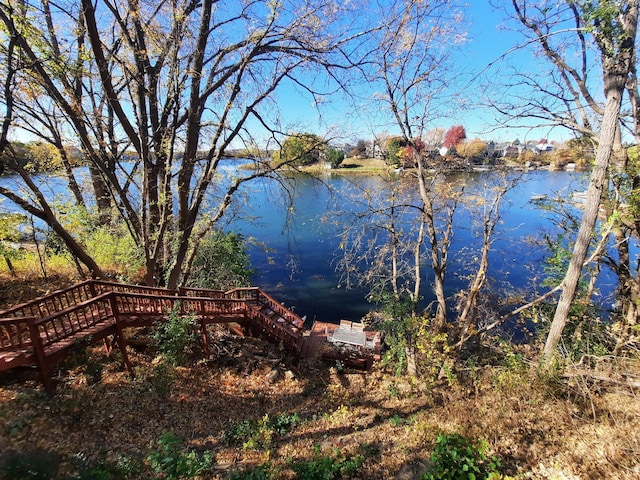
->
[0, 320, 638, 479]
[0, 234, 638, 479]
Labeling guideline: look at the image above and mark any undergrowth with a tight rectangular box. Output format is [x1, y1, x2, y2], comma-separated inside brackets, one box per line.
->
[423, 433, 504, 480]
[224, 412, 300, 451]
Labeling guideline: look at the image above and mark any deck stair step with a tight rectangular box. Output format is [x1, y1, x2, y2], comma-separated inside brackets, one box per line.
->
[0, 280, 306, 392]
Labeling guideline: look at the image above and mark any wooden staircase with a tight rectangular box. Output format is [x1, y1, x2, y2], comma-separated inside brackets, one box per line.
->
[0, 280, 306, 392]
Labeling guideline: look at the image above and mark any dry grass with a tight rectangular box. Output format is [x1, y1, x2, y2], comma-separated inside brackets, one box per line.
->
[0, 274, 639, 479]
[0, 330, 639, 479]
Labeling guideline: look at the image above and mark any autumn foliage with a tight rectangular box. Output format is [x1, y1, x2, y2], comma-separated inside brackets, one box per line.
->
[456, 139, 487, 159]
[443, 125, 466, 148]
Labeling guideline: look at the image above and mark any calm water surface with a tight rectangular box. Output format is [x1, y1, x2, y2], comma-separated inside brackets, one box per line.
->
[0, 165, 612, 324]
[227, 168, 609, 324]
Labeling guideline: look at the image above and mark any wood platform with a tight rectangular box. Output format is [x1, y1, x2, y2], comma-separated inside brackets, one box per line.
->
[0, 280, 307, 392]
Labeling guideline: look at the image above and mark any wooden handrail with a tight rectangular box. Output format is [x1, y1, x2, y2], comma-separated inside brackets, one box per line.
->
[92, 280, 180, 296]
[255, 289, 305, 329]
[0, 281, 308, 390]
[0, 280, 96, 319]
[178, 286, 227, 298]
[31, 293, 115, 348]
[112, 292, 248, 317]
[0, 316, 36, 350]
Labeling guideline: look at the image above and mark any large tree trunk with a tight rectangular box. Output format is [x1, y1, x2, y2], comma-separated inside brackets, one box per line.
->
[541, 1, 639, 366]
[415, 159, 449, 329]
[88, 165, 111, 224]
[543, 75, 630, 364]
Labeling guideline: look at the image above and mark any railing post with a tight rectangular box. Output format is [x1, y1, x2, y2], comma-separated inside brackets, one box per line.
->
[108, 292, 134, 377]
[88, 279, 98, 299]
[26, 317, 54, 395]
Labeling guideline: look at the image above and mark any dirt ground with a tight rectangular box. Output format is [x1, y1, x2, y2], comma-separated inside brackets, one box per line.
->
[0, 330, 639, 479]
[0, 277, 639, 479]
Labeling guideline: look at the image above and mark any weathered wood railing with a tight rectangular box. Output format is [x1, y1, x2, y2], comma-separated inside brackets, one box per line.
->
[179, 286, 304, 350]
[0, 281, 98, 319]
[27, 293, 127, 392]
[113, 292, 250, 324]
[0, 317, 36, 370]
[0, 280, 306, 393]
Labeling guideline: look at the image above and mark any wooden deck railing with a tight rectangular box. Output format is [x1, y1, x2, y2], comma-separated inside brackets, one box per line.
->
[32, 293, 116, 350]
[0, 280, 307, 393]
[0, 281, 97, 319]
[0, 317, 36, 370]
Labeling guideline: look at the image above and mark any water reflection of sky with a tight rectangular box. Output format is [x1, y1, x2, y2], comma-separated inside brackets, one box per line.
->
[0, 165, 623, 326]
[228, 169, 621, 325]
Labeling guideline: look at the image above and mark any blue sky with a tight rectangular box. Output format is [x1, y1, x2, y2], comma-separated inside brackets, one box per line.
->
[7, 0, 587, 149]
[268, 0, 580, 147]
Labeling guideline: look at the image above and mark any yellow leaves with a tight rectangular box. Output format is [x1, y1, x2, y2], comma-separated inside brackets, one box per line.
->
[456, 138, 487, 159]
[26, 142, 62, 171]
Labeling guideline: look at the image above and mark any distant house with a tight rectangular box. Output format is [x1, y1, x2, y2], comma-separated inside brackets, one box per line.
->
[502, 144, 521, 158]
[535, 142, 554, 154]
[366, 140, 386, 160]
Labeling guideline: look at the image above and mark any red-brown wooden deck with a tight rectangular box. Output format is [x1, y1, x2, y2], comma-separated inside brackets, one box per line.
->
[0, 280, 306, 393]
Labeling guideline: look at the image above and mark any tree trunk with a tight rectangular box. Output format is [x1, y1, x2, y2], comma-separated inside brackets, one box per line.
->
[4, 255, 15, 276]
[59, 146, 85, 208]
[543, 75, 628, 364]
[406, 345, 418, 377]
[415, 159, 449, 329]
[89, 165, 111, 224]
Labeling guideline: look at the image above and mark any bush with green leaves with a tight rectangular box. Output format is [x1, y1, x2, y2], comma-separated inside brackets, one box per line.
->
[385, 137, 408, 165]
[146, 433, 213, 480]
[274, 133, 326, 166]
[289, 444, 372, 480]
[188, 230, 254, 290]
[326, 147, 345, 168]
[44, 203, 144, 281]
[423, 433, 502, 480]
[370, 291, 426, 376]
[152, 307, 197, 365]
[224, 412, 300, 451]
[84, 224, 144, 281]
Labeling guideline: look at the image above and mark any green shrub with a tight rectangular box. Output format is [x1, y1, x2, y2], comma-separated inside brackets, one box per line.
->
[44, 204, 144, 280]
[84, 225, 144, 281]
[146, 433, 213, 480]
[326, 147, 345, 168]
[274, 133, 326, 166]
[423, 433, 501, 480]
[152, 308, 197, 365]
[188, 230, 254, 290]
[223, 419, 254, 446]
[389, 414, 410, 427]
[224, 413, 300, 451]
[385, 137, 408, 165]
[147, 360, 177, 397]
[289, 446, 369, 480]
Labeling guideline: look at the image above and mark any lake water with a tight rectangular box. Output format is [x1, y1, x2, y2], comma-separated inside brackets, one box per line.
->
[224, 167, 613, 324]
[0, 165, 615, 325]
